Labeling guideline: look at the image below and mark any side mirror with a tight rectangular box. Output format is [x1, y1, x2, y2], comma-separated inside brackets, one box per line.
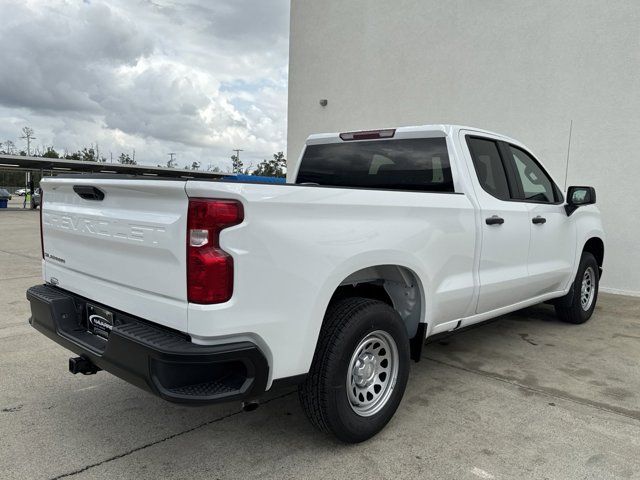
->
[565, 186, 596, 216]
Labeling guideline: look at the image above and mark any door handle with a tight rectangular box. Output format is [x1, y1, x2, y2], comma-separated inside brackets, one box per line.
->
[532, 216, 547, 225]
[485, 215, 505, 225]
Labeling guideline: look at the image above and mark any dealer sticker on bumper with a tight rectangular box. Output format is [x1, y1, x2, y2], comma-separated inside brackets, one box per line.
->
[87, 304, 114, 340]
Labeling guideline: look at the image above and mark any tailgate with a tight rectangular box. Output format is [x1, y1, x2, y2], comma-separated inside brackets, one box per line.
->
[41, 177, 189, 332]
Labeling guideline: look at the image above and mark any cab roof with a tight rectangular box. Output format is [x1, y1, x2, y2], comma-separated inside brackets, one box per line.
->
[306, 124, 520, 146]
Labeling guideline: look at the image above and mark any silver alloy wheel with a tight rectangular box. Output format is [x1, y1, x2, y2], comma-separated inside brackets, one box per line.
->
[581, 266, 596, 311]
[347, 330, 399, 417]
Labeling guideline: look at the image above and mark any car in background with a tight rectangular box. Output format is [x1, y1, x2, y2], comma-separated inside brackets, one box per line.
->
[0, 188, 11, 208]
[14, 188, 26, 196]
[31, 188, 41, 209]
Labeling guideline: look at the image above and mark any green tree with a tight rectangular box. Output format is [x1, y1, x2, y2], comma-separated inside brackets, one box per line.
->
[75, 147, 106, 162]
[118, 153, 137, 165]
[231, 154, 243, 173]
[191, 161, 200, 171]
[252, 152, 286, 178]
[80, 148, 97, 162]
[42, 148, 59, 159]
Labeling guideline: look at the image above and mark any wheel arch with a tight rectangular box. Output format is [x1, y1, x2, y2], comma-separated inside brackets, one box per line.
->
[583, 237, 604, 278]
[326, 264, 426, 360]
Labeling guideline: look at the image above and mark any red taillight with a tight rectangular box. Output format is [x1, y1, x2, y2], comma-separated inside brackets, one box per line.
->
[339, 129, 396, 141]
[40, 191, 44, 259]
[187, 199, 243, 304]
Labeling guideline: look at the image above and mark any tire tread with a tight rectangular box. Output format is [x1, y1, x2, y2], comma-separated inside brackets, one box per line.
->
[298, 297, 384, 434]
[555, 252, 599, 324]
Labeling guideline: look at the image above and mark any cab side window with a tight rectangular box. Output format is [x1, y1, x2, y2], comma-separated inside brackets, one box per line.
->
[467, 137, 511, 201]
[509, 146, 557, 203]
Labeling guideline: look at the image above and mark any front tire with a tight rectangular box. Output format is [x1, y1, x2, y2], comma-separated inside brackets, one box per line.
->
[555, 252, 599, 324]
[298, 297, 410, 443]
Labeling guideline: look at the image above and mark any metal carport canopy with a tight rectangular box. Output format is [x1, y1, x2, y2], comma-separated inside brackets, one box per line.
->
[0, 154, 227, 179]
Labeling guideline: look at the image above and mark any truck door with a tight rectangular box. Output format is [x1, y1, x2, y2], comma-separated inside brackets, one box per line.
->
[503, 145, 577, 295]
[464, 135, 533, 313]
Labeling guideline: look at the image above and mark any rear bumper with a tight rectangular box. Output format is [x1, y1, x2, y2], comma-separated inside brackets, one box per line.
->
[26, 284, 269, 405]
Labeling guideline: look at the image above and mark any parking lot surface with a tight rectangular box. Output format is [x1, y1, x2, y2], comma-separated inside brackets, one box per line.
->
[1, 201, 639, 480]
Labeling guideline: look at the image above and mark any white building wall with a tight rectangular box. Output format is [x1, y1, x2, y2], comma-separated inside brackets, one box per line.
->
[288, 0, 640, 295]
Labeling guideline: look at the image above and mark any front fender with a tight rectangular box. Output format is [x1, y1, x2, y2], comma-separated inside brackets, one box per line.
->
[570, 205, 605, 283]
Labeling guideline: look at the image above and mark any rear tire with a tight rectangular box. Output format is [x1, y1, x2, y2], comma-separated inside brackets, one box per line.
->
[555, 252, 599, 324]
[298, 297, 410, 443]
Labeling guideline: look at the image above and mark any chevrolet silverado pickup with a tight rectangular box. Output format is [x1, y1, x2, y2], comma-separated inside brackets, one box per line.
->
[27, 125, 605, 442]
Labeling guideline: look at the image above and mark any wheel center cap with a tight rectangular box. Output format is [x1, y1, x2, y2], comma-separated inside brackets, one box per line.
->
[353, 353, 377, 387]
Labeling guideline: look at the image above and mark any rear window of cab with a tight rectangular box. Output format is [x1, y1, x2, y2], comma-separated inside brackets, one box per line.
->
[296, 138, 454, 193]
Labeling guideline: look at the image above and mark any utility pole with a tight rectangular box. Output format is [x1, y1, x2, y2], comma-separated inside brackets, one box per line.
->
[168, 152, 176, 167]
[233, 149, 243, 162]
[132, 149, 136, 163]
[20, 127, 36, 156]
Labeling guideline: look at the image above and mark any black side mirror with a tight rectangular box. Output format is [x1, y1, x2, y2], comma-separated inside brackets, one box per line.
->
[565, 186, 596, 216]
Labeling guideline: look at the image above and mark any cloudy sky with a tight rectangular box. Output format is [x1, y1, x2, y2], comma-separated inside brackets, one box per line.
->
[0, 0, 289, 171]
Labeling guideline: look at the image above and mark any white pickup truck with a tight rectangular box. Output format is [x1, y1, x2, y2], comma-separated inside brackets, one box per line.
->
[27, 125, 604, 442]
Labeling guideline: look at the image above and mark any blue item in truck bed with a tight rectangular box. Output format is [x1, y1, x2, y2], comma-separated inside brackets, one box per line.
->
[222, 174, 285, 184]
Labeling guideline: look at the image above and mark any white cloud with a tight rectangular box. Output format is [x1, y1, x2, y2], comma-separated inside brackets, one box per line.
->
[0, 0, 289, 170]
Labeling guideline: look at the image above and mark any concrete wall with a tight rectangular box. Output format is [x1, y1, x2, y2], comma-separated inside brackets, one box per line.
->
[288, 0, 640, 295]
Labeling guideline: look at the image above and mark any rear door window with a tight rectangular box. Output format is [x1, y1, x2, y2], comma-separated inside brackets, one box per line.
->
[296, 138, 454, 192]
[466, 137, 511, 201]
